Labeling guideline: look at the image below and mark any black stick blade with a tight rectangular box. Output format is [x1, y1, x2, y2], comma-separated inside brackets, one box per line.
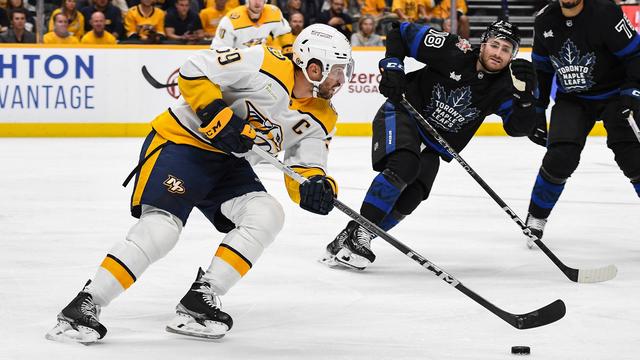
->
[141, 66, 176, 89]
[511, 299, 566, 330]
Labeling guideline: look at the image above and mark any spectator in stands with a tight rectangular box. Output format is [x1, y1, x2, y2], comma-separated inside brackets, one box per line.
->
[199, 0, 226, 40]
[0, 7, 8, 33]
[350, 14, 382, 46]
[48, 0, 85, 39]
[44, 12, 80, 43]
[124, 0, 166, 42]
[282, 0, 301, 22]
[317, 0, 352, 39]
[206, 0, 238, 12]
[357, 0, 387, 17]
[426, 0, 469, 38]
[111, 0, 128, 17]
[81, 11, 117, 43]
[165, 0, 203, 43]
[0, 8, 36, 42]
[288, 10, 303, 37]
[80, 0, 123, 38]
[7, 0, 36, 32]
[392, 0, 429, 22]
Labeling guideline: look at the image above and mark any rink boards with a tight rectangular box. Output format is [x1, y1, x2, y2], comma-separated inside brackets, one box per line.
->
[0, 44, 606, 137]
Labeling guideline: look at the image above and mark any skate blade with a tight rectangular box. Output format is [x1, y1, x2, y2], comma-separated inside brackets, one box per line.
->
[45, 320, 100, 345]
[166, 313, 228, 340]
[335, 248, 370, 271]
[318, 251, 350, 269]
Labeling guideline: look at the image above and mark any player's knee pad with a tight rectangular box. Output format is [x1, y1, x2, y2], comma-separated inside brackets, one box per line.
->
[92, 206, 183, 303]
[542, 143, 582, 179]
[608, 142, 640, 180]
[220, 192, 285, 250]
[124, 206, 183, 265]
[384, 150, 421, 184]
[394, 181, 427, 216]
[206, 193, 284, 294]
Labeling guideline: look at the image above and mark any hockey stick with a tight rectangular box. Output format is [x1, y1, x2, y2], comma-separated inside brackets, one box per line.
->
[628, 111, 640, 143]
[399, 98, 617, 283]
[250, 145, 566, 330]
[141, 66, 177, 89]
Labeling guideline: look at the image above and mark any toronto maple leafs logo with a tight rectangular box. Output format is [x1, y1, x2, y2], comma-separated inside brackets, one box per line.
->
[245, 101, 283, 153]
[424, 84, 480, 132]
[550, 39, 596, 92]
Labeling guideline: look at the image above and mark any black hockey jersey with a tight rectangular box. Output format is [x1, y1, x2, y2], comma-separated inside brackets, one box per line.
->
[386, 22, 535, 158]
[532, 0, 640, 106]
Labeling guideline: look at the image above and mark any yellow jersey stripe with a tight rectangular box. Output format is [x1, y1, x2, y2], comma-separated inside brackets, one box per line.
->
[215, 244, 252, 276]
[101, 254, 136, 289]
[131, 132, 168, 208]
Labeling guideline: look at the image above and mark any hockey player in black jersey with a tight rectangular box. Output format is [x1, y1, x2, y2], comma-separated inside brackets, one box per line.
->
[524, 0, 640, 248]
[321, 20, 539, 270]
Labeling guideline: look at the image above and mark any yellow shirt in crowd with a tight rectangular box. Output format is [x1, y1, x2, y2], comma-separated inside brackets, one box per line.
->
[43, 31, 81, 44]
[200, 6, 228, 37]
[358, 0, 386, 17]
[124, 5, 166, 39]
[205, 0, 239, 12]
[81, 30, 118, 44]
[391, 0, 425, 21]
[426, 0, 467, 18]
[48, 8, 85, 39]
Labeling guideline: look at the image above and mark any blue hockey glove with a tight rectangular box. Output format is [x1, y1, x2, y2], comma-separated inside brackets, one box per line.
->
[379, 57, 407, 103]
[197, 99, 256, 155]
[299, 175, 335, 215]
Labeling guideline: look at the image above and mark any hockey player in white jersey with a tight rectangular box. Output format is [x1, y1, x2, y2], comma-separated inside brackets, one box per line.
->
[211, 0, 294, 55]
[45, 23, 353, 343]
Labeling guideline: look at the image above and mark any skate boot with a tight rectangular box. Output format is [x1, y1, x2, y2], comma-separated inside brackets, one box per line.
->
[335, 222, 376, 270]
[166, 268, 233, 339]
[318, 222, 353, 267]
[525, 213, 547, 249]
[45, 280, 107, 344]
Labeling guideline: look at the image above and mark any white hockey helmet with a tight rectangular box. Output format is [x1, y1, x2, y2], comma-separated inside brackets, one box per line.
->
[292, 24, 354, 98]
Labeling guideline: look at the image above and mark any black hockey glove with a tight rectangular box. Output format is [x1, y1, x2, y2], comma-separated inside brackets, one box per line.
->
[379, 57, 407, 103]
[197, 99, 256, 155]
[299, 175, 335, 215]
[509, 59, 537, 108]
[528, 108, 548, 147]
[618, 88, 640, 128]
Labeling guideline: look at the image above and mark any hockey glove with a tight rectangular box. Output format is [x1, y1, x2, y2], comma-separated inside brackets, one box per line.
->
[528, 107, 548, 147]
[618, 88, 640, 129]
[197, 99, 256, 155]
[299, 175, 335, 215]
[379, 57, 407, 103]
[509, 59, 537, 108]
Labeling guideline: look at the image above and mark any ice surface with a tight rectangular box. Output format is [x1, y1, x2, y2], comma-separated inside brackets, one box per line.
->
[0, 136, 638, 360]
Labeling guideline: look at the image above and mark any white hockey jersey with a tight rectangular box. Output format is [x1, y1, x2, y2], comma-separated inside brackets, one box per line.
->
[150, 45, 338, 202]
[210, 4, 293, 53]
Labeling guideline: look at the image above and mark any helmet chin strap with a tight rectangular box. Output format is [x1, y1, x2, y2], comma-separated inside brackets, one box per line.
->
[302, 67, 328, 98]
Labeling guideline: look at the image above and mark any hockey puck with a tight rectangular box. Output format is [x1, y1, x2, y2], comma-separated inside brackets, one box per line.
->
[511, 346, 530, 355]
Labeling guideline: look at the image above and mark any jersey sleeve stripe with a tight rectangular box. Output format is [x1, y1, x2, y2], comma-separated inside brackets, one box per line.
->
[399, 22, 431, 59]
[614, 33, 640, 58]
[178, 73, 209, 81]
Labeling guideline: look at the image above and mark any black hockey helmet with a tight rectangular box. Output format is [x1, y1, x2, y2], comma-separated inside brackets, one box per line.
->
[480, 20, 521, 57]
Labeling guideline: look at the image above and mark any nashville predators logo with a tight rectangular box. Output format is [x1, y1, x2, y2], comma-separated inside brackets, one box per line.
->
[245, 101, 283, 153]
[163, 175, 186, 194]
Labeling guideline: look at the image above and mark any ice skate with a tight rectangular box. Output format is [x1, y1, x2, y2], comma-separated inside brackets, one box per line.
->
[319, 223, 352, 267]
[166, 268, 233, 339]
[525, 213, 547, 249]
[335, 222, 376, 270]
[45, 281, 107, 344]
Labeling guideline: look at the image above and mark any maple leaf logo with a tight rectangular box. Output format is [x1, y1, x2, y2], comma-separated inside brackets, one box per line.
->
[549, 39, 596, 92]
[424, 84, 481, 132]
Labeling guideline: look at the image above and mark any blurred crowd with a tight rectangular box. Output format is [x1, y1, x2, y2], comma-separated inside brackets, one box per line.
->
[0, 0, 470, 45]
